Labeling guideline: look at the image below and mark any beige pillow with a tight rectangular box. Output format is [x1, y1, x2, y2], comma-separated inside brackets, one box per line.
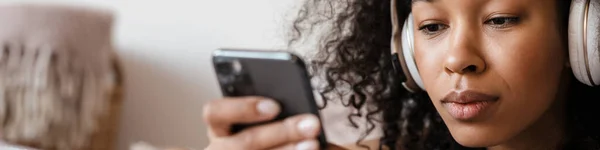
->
[0, 4, 117, 150]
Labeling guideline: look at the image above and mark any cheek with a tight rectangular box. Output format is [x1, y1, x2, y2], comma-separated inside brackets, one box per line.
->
[478, 28, 567, 144]
[495, 49, 563, 93]
[414, 40, 450, 93]
[492, 8, 566, 94]
[491, 27, 565, 99]
[491, 34, 566, 130]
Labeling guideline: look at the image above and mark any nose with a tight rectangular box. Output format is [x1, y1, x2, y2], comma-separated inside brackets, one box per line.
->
[444, 25, 486, 75]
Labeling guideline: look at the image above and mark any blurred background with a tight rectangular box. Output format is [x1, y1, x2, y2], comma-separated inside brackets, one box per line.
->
[0, 0, 380, 149]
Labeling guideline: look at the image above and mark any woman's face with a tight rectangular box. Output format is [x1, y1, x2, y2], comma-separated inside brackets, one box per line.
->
[412, 0, 567, 147]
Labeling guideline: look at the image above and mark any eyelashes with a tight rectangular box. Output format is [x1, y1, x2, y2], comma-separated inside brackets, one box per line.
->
[418, 23, 448, 36]
[483, 16, 520, 29]
[417, 16, 521, 36]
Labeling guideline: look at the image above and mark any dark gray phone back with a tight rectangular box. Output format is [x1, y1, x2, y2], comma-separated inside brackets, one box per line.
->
[212, 49, 327, 148]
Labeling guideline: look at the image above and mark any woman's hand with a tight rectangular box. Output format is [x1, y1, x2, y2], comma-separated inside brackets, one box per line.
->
[203, 96, 330, 150]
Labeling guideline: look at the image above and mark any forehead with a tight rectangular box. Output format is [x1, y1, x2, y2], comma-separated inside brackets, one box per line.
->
[408, 0, 557, 11]
[410, 0, 558, 5]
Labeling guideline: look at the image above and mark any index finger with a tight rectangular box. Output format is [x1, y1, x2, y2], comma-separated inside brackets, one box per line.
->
[203, 96, 280, 137]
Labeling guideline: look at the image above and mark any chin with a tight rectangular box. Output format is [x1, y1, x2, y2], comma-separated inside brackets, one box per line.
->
[447, 125, 511, 148]
[453, 136, 498, 148]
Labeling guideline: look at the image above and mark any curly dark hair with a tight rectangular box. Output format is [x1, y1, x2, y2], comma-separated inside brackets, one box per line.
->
[288, 0, 600, 149]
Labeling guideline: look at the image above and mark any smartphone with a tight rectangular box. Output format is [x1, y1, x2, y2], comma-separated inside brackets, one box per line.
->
[212, 48, 327, 148]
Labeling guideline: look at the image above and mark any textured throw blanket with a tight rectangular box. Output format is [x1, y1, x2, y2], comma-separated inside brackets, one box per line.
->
[0, 4, 116, 150]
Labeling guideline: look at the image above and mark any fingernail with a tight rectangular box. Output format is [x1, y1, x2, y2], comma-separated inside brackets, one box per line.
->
[295, 140, 318, 150]
[297, 116, 319, 138]
[257, 100, 279, 115]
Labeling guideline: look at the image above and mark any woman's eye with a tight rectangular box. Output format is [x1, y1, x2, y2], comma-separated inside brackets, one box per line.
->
[484, 16, 520, 29]
[418, 24, 448, 35]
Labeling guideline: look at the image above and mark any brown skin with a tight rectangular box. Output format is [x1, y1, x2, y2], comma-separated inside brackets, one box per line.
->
[203, 96, 349, 150]
[412, 0, 568, 149]
[203, 97, 322, 150]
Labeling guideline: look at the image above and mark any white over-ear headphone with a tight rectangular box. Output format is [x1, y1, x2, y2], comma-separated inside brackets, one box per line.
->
[390, 0, 600, 93]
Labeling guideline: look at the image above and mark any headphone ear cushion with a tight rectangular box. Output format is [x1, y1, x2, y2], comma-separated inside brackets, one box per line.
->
[589, 0, 600, 85]
[568, 0, 600, 86]
[400, 14, 426, 90]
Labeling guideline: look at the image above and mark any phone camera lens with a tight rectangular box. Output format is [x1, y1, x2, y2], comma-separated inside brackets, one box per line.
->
[231, 60, 242, 74]
[216, 63, 233, 75]
[216, 60, 242, 75]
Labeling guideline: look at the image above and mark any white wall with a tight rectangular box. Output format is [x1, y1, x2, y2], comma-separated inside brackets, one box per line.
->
[0, 0, 381, 149]
[105, 1, 300, 149]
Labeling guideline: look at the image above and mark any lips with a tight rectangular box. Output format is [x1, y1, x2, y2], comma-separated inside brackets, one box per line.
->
[441, 91, 499, 121]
